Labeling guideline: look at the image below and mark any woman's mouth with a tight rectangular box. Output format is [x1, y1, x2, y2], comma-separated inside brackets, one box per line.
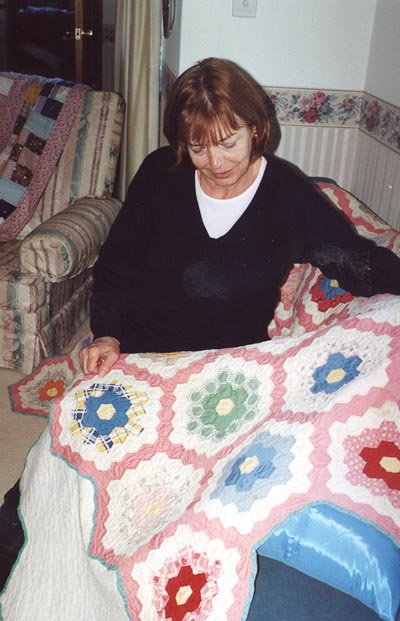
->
[212, 169, 232, 179]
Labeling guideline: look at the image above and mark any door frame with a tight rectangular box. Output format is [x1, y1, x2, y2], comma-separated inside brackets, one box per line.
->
[74, 0, 103, 88]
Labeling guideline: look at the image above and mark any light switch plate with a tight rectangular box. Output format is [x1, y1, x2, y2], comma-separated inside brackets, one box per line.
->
[232, 0, 257, 18]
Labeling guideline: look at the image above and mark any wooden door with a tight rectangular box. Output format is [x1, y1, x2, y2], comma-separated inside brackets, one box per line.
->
[6, 0, 104, 89]
[73, 0, 103, 88]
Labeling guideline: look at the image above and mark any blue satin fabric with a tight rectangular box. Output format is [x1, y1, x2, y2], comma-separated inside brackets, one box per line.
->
[257, 503, 400, 621]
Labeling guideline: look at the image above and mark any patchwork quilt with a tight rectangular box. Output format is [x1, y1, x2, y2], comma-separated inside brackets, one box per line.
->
[0, 72, 90, 239]
[1, 184, 400, 621]
[2, 290, 400, 621]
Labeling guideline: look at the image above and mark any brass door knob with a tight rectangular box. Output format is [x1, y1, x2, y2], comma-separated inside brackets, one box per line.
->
[65, 28, 94, 40]
[75, 28, 93, 40]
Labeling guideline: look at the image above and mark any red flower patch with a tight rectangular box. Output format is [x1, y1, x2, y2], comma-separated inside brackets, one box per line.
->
[360, 441, 400, 490]
[38, 378, 65, 402]
[165, 564, 207, 621]
[310, 275, 353, 312]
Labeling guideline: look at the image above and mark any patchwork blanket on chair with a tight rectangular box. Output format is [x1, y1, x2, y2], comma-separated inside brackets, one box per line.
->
[0, 73, 90, 239]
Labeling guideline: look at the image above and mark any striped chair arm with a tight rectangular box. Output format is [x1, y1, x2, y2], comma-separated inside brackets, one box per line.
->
[19, 197, 121, 282]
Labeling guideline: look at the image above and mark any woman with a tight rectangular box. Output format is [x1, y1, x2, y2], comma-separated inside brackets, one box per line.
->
[2, 57, 400, 594]
[80, 57, 400, 377]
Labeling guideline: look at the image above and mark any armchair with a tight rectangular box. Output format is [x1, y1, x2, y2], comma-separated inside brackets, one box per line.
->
[0, 73, 125, 373]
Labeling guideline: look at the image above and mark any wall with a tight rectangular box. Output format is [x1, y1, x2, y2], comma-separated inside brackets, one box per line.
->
[352, 0, 400, 229]
[162, 0, 182, 79]
[365, 0, 400, 106]
[164, 0, 376, 89]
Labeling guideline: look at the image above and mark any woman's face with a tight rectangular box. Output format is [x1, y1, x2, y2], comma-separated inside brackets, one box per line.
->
[187, 124, 257, 199]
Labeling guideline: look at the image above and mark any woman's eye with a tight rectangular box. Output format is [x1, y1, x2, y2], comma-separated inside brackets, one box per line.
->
[189, 145, 205, 155]
[222, 140, 237, 149]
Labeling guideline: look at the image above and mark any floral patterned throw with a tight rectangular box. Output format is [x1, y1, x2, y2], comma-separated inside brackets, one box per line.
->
[2, 289, 399, 620]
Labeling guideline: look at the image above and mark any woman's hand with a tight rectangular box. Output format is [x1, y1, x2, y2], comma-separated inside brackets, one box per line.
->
[79, 336, 121, 378]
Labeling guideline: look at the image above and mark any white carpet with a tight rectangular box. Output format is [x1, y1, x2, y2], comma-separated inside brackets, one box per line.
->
[0, 321, 89, 500]
[0, 367, 48, 500]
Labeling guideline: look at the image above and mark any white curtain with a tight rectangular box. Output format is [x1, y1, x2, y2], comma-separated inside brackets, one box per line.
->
[114, 0, 162, 198]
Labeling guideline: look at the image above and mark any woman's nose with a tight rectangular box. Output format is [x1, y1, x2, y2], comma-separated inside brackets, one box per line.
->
[207, 146, 223, 168]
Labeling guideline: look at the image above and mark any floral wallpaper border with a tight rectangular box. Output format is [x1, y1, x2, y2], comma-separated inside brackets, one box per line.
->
[266, 86, 400, 153]
[266, 87, 363, 128]
[161, 64, 400, 154]
[360, 92, 400, 153]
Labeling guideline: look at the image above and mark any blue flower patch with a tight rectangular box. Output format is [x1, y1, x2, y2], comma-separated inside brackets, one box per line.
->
[311, 352, 362, 394]
[319, 277, 347, 300]
[210, 431, 295, 512]
[225, 443, 276, 492]
[71, 382, 146, 451]
[82, 387, 130, 436]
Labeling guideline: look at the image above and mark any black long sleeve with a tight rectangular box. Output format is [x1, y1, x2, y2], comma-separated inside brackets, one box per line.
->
[90, 148, 400, 353]
[286, 173, 400, 296]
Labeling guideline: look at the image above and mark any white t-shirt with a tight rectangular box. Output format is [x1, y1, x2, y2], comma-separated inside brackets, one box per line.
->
[195, 156, 267, 238]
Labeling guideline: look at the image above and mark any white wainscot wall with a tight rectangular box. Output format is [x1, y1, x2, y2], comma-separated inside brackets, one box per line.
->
[275, 125, 359, 196]
[352, 132, 400, 231]
[274, 125, 400, 232]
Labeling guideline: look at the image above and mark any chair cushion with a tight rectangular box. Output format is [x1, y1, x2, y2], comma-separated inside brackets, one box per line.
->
[19, 197, 121, 281]
[39, 275, 92, 360]
[0, 241, 46, 312]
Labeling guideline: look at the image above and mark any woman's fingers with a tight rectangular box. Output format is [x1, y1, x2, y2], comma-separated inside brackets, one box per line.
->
[79, 337, 121, 376]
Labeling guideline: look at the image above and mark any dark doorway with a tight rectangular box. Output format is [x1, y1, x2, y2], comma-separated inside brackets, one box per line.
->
[0, 0, 115, 90]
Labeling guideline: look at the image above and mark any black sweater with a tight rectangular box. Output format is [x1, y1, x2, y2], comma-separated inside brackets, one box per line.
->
[91, 147, 400, 352]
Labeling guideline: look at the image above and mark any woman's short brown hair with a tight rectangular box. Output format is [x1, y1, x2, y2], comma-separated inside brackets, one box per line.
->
[163, 57, 271, 168]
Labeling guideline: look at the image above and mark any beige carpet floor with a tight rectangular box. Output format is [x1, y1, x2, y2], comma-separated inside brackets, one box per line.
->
[0, 321, 89, 500]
